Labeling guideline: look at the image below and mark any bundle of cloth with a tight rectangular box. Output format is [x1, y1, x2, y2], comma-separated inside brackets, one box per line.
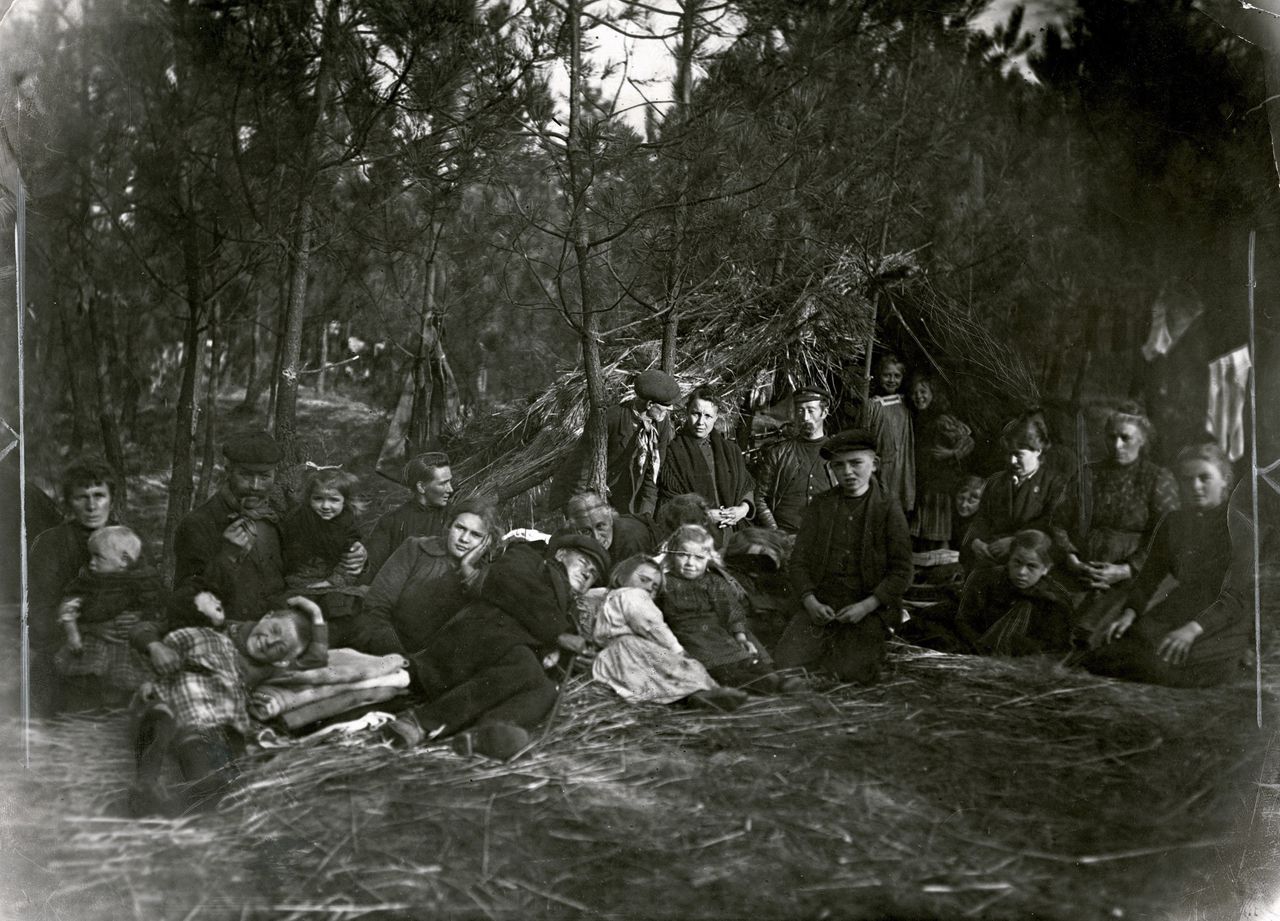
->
[249, 648, 411, 731]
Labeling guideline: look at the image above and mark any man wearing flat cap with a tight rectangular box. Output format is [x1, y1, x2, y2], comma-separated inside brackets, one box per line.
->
[773, 428, 913, 685]
[754, 387, 837, 533]
[364, 452, 455, 580]
[173, 430, 291, 622]
[555, 368, 681, 518]
[384, 532, 609, 761]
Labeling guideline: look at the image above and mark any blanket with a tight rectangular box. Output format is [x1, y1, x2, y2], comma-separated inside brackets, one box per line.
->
[250, 669, 411, 720]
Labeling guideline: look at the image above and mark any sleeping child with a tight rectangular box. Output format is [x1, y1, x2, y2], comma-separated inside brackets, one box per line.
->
[592, 555, 748, 711]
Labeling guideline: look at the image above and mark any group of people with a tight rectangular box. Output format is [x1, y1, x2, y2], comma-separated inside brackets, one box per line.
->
[24, 359, 1254, 815]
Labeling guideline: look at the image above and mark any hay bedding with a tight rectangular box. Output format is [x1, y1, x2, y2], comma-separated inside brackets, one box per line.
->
[1, 647, 1271, 921]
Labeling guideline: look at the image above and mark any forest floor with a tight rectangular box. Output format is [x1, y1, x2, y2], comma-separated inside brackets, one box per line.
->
[4, 388, 1279, 921]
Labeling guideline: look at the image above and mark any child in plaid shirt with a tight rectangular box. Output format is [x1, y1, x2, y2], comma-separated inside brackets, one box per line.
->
[128, 596, 327, 816]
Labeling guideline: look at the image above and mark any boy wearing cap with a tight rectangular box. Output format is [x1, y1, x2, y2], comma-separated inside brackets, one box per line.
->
[384, 534, 609, 760]
[557, 369, 681, 517]
[754, 388, 837, 533]
[774, 429, 913, 685]
[364, 452, 455, 580]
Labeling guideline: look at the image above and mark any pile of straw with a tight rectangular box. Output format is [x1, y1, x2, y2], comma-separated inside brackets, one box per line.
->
[3, 645, 1271, 921]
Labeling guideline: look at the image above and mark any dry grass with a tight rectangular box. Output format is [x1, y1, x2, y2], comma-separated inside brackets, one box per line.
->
[2, 644, 1273, 921]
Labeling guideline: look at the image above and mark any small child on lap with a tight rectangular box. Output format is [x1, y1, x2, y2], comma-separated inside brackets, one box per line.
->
[774, 429, 913, 685]
[54, 526, 165, 709]
[128, 597, 327, 816]
[660, 525, 801, 694]
[281, 468, 401, 655]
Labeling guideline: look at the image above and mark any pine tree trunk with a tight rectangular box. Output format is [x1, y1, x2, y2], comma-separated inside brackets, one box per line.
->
[196, 301, 221, 501]
[163, 301, 203, 578]
[316, 316, 328, 396]
[58, 299, 88, 453]
[85, 292, 128, 504]
[241, 288, 263, 412]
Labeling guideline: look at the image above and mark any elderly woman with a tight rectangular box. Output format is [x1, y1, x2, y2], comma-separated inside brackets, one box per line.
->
[1083, 443, 1243, 687]
[1051, 403, 1179, 643]
[657, 388, 755, 544]
[29, 459, 160, 712]
[364, 499, 496, 653]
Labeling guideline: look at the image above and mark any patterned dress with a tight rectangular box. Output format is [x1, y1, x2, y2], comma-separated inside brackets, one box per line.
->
[1051, 458, 1179, 638]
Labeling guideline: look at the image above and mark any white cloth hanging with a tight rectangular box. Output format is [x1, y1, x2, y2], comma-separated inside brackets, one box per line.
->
[1206, 346, 1252, 461]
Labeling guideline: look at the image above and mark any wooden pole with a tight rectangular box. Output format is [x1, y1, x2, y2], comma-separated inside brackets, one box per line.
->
[1248, 229, 1262, 729]
[16, 174, 30, 764]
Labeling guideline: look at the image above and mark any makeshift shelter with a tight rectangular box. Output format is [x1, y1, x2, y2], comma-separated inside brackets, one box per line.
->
[449, 250, 1038, 507]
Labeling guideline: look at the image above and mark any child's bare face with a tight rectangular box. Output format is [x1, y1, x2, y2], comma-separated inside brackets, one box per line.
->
[828, 449, 877, 496]
[624, 563, 663, 598]
[877, 363, 904, 393]
[1007, 548, 1050, 590]
[955, 484, 984, 518]
[669, 542, 712, 580]
[1008, 447, 1041, 478]
[88, 546, 129, 574]
[310, 486, 345, 521]
[246, 615, 304, 664]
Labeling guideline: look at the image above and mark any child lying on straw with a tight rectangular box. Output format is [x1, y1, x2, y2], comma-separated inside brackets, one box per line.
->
[591, 555, 748, 711]
[127, 596, 327, 817]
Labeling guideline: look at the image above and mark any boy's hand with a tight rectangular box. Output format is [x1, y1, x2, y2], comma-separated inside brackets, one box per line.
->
[286, 596, 325, 623]
[803, 594, 836, 625]
[147, 642, 181, 677]
[1101, 608, 1137, 644]
[557, 633, 586, 655]
[835, 597, 878, 624]
[1157, 621, 1203, 665]
[106, 613, 140, 640]
[338, 542, 367, 576]
[734, 632, 758, 657]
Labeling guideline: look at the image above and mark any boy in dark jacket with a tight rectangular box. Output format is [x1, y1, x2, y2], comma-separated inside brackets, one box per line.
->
[384, 534, 610, 760]
[774, 429, 914, 685]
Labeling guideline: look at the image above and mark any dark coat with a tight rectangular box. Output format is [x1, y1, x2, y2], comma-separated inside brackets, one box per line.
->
[173, 489, 286, 623]
[411, 541, 575, 693]
[363, 500, 447, 582]
[955, 567, 1072, 655]
[281, 505, 362, 577]
[788, 481, 913, 610]
[658, 430, 755, 521]
[753, 436, 835, 532]
[364, 536, 478, 653]
[62, 566, 165, 626]
[29, 521, 95, 651]
[961, 466, 1069, 559]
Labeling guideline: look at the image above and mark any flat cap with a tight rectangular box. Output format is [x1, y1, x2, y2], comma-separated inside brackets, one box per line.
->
[820, 428, 877, 460]
[548, 532, 611, 580]
[633, 369, 682, 406]
[793, 387, 830, 405]
[223, 430, 283, 466]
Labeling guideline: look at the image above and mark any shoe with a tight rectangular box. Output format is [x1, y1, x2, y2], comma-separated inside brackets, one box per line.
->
[382, 714, 427, 748]
[453, 722, 531, 761]
[126, 781, 179, 818]
[686, 688, 749, 712]
[776, 676, 808, 694]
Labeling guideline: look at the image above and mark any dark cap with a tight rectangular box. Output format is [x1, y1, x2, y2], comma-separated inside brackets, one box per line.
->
[223, 430, 283, 466]
[793, 387, 830, 406]
[633, 369, 682, 406]
[820, 428, 877, 460]
[548, 532, 611, 579]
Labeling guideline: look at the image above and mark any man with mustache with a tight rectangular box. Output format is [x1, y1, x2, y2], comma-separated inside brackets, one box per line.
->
[754, 388, 837, 533]
[173, 431, 366, 622]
